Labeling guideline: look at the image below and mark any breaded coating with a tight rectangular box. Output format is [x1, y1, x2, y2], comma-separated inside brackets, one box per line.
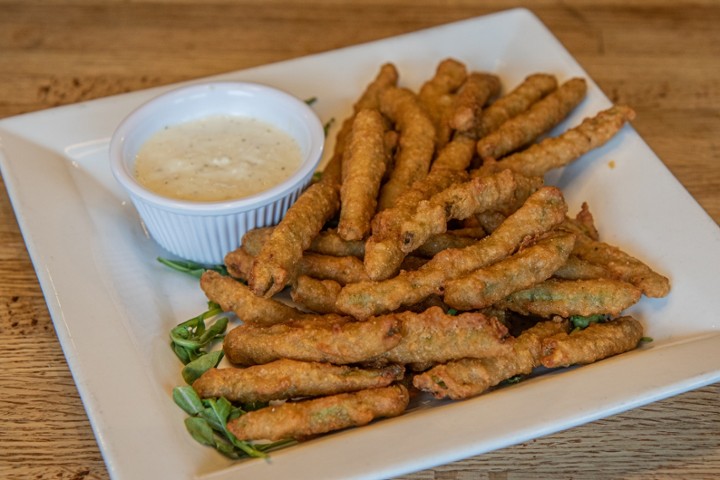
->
[412, 229, 486, 258]
[226, 247, 369, 286]
[248, 64, 399, 297]
[249, 180, 341, 297]
[365, 168, 468, 280]
[298, 252, 369, 285]
[311, 229, 366, 257]
[377, 87, 436, 210]
[331, 63, 399, 166]
[564, 202, 600, 240]
[336, 187, 568, 319]
[375, 307, 513, 368]
[243, 227, 365, 258]
[430, 133, 477, 172]
[444, 233, 576, 310]
[479, 105, 636, 178]
[571, 233, 671, 298]
[290, 276, 342, 314]
[497, 278, 642, 318]
[414, 319, 569, 400]
[239, 226, 274, 256]
[338, 109, 389, 240]
[223, 315, 402, 366]
[552, 255, 613, 280]
[227, 384, 409, 442]
[193, 358, 404, 403]
[540, 316, 644, 368]
[476, 73, 558, 138]
[371, 168, 469, 238]
[201, 270, 303, 326]
[418, 58, 468, 147]
[449, 72, 501, 133]
[399, 170, 543, 253]
[224, 247, 255, 280]
[477, 77, 587, 160]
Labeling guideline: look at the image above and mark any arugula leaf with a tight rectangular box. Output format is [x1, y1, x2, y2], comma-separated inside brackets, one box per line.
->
[173, 385, 205, 415]
[182, 350, 224, 385]
[170, 302, 226, 365]
[157, 257, 228, 278]
[173, 385, 295, 459]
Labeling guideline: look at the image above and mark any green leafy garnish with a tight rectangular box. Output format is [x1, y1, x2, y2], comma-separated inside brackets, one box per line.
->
[170, 302, 227, 365]
[182, 350, 225, 384]
[173, 386, 294, 459]
[503, 375, 526, 385]
[304, 96, 318, 106]
[446, 308, 458, 316]
[640, 336, 654, 343]
[157, 257, 228, 278]
[323, 118, 335, 137]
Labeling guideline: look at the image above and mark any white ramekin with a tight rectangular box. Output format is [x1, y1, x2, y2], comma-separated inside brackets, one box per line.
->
[109, 81, 325, 265]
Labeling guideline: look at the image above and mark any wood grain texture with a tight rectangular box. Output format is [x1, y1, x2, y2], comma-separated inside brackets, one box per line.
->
[1, 1, 718, 479]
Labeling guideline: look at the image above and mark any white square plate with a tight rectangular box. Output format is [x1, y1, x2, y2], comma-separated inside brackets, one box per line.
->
[2, 8, 719, 480]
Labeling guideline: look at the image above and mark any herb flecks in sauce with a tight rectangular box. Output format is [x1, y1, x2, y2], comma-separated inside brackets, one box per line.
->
[135, 115, 303, 202]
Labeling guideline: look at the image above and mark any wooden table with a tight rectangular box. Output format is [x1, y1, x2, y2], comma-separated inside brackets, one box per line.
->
[1, 2, 718, 479]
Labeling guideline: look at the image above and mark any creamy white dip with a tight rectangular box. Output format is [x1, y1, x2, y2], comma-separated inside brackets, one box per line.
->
[134, 115, 303, 202]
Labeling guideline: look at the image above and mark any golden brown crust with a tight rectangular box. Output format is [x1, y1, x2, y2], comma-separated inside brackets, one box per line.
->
[374, 306, 513, 367]
[476, 73, 558, 138]
[476, 77, 587, 161]
[338, 108, 389, 241]
[482, 105, 636, 178]
[193, 358, 404, 403]
[249, 180, 341, 297]
[496, 278, 642, 318]
[290, 275, 342, 314]
[377, 87, 436, 210]
[418, 58, 468, 148]
[223, 314, 402, 366]
[413, 319, 569, 400]
[226, 384, 409, 441]
[449, 72, 501, 133]
[540, 316, 644, 368]
[399, 170, 543, 253]
[336, 187, 568, 319]
[444, 233, 576, 310]
[429, 133, 477, 172]
[571, 234, 671, 298]
[201, 270, 303, 326]
[364, 168, 469, 280]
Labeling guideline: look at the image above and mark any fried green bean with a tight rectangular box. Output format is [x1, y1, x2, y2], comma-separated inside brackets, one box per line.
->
[413, 319, 569, 400]
[444, 233, 576, 310]
[201, 270, 303, 326]
[377, 87, 436, 210]
[193, 359, 404, 403]
[336, 186, 568, 319]
[476, 105, 636, 178]
[496, 278, 642, 318]
[475, 73, 558, 138]
[227, 384, 409, 442]
[373, 306, 513, 369]
[476, 77, 587, 161]
[338, 108, 389, 240]
[449, 72, 501, 133]
[223, 314, 402, 366]
[399, 170, 542, 253]
[540, 316, 644, 368]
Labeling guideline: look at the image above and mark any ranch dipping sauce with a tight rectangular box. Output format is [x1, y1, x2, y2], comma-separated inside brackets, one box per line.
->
[134, 114, 303, 202]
